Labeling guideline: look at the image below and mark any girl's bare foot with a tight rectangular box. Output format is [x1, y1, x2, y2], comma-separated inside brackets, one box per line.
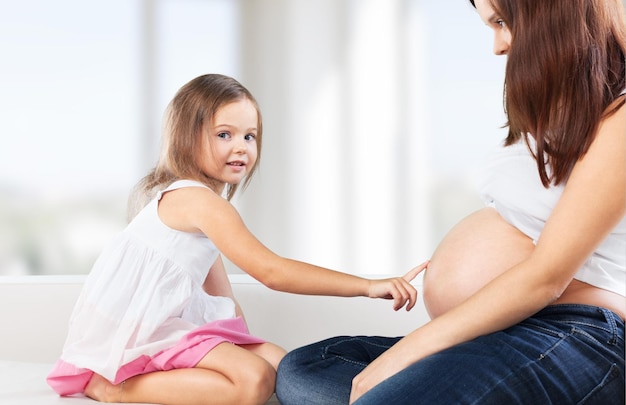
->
[84, 373, 123, 403]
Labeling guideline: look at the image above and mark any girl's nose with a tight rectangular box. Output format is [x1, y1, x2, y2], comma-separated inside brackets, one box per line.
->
[234, 138, 247, 153]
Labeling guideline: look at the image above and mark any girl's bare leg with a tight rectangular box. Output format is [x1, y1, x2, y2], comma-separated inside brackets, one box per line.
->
[85, 342, 285, 405]
[243, 342, 286, 370]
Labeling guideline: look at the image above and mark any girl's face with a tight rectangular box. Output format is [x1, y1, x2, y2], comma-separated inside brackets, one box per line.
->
[198, 98, 259, 189]
[474, 0, 512, 56]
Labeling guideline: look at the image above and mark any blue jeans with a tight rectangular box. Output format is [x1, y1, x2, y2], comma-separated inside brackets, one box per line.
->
[276, 305, 625, 404]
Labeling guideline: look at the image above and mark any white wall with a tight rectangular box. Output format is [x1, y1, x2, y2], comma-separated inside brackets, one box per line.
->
[1, 0, 506, 278]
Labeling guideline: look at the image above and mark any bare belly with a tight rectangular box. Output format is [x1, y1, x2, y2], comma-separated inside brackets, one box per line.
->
[423, 207, 534, 318]
[422, 207, 625, 320]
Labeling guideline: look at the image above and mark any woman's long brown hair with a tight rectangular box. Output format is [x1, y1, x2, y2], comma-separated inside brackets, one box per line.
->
[472, 0, 626, 186]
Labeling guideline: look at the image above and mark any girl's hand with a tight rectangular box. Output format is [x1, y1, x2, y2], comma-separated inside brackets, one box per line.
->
[366, 261, 428, 311]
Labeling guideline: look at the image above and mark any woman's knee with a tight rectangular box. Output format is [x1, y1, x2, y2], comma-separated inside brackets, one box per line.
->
[275, 344, 326, 403]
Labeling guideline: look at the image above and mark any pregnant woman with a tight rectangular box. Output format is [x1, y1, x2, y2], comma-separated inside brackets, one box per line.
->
[275, 0, 626, 403]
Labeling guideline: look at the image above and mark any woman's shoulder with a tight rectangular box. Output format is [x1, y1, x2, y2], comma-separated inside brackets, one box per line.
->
[596, 101, 625, 145]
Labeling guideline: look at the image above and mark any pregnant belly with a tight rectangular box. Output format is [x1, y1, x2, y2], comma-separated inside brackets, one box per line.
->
[423, 207, 534, 319]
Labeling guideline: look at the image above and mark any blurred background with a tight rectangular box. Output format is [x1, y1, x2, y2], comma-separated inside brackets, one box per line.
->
[0, 0, 507, 277]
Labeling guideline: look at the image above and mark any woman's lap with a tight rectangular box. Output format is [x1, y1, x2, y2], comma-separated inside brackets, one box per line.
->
[276, 305, 625, 405]
[276, 335, 400, 404]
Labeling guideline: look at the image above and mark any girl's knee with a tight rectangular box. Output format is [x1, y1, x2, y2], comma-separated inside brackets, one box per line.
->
[248, 342, 287, 370]
[235, 359, 276, 405]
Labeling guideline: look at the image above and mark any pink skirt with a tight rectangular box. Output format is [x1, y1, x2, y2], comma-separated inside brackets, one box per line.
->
[47, 317, 266, 396]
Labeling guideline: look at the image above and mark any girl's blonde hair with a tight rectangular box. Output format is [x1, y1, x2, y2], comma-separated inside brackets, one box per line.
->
[127, 74, 263, 220]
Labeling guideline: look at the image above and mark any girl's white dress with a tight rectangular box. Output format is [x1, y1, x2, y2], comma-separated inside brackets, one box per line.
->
[47, 180, 265, 396]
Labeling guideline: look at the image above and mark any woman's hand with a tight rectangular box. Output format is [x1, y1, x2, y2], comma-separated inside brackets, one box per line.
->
[349, 262, 428, 402]
[349, 354, 407, 404]
[366, 261, 428, 311]
[349, 325, 425, 404]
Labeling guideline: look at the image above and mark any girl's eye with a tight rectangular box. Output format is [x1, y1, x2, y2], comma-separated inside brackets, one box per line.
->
[496, 19, 506, 28]
[217, 132, 230, 139]
[245, 133, 256, 141]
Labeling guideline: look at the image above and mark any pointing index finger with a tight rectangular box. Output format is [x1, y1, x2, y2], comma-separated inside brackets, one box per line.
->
[403, 260, 429, 282]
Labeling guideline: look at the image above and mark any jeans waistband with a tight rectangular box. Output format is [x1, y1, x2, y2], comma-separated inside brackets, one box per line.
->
[536, 304, 625, 344]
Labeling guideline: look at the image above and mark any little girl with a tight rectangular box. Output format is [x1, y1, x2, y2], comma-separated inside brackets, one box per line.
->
[46, 74, 423, 405]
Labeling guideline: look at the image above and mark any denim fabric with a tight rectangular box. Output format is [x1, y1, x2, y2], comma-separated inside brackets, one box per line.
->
[275, 305, 625, 405]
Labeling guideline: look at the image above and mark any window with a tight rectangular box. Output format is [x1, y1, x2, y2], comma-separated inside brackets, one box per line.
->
[1, 0, 505, 276]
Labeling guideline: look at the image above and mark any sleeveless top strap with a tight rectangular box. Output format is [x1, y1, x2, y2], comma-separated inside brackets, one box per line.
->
[156, 180, 210, 201]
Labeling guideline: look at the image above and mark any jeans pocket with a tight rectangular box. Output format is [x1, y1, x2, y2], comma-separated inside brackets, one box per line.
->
[577, 363, 624, 405]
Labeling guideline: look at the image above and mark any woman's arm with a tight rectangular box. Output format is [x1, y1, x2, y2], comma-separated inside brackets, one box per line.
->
[158, 182, 424, 310]
[349, 103, 626, 403]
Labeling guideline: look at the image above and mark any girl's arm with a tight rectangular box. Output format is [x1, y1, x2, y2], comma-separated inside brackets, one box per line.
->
[202, 255, 246, 321]
[158, 182, 424, 311]
[349, 103, 626, 402]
